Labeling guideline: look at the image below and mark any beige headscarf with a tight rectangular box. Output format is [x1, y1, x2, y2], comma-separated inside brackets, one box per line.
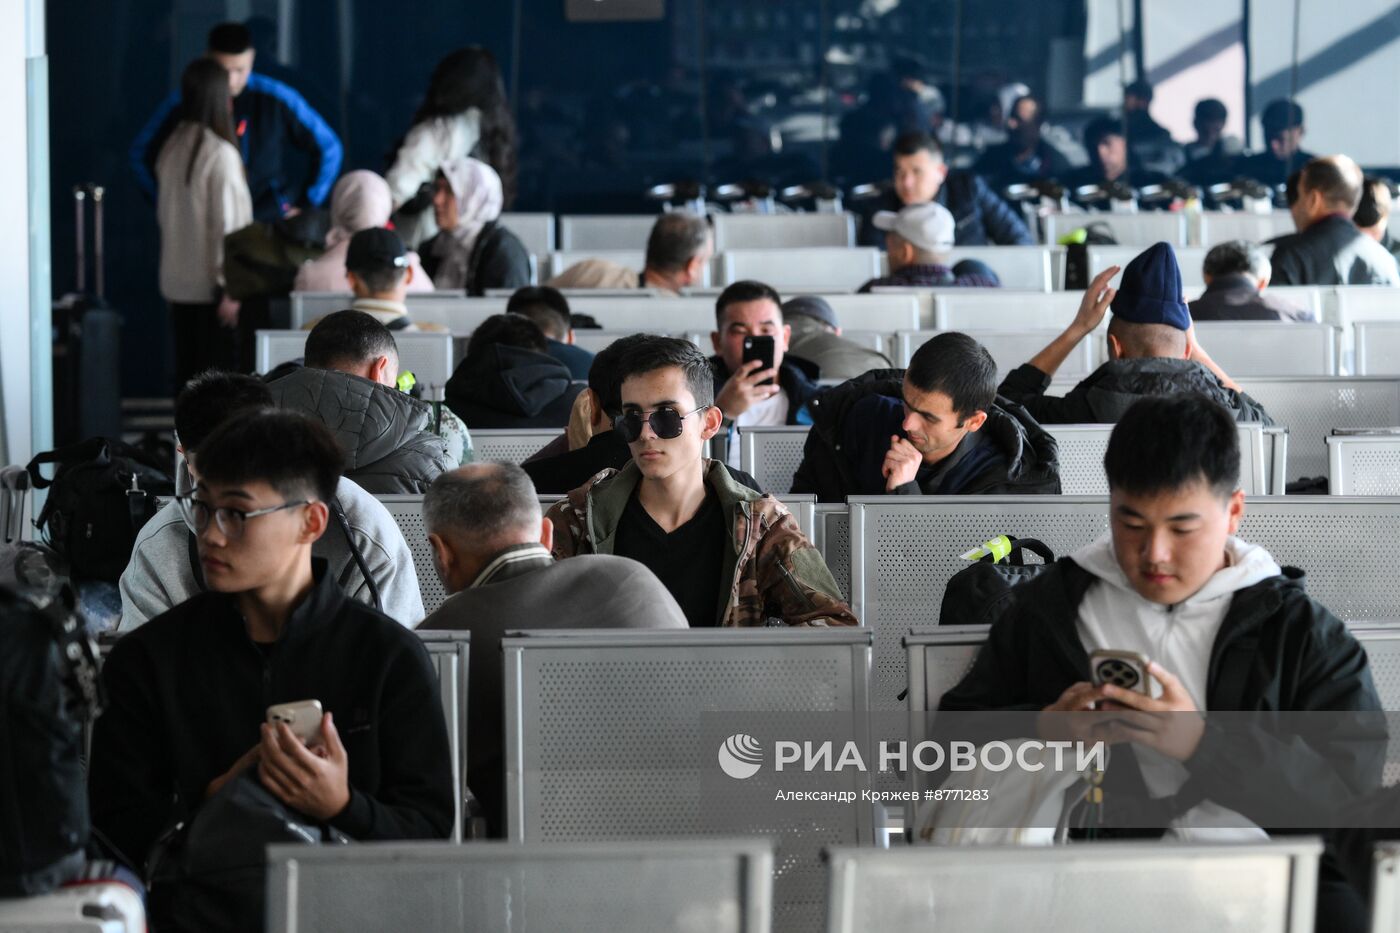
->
[439, 156, 504, 256]
[325, 170, 394, 248]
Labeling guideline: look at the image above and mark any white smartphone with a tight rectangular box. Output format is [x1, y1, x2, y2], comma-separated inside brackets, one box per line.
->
[1089, 649, 1154, 695]
[267, 699, 324, 744]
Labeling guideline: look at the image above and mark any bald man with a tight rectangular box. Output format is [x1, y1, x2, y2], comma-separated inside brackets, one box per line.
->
[418, 462, 686, 836]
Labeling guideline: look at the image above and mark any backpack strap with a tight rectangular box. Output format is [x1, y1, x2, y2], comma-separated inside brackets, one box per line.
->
[330, 497, 381, 612]
[185, 499, 382, 613]
[25, 438, 114, 489]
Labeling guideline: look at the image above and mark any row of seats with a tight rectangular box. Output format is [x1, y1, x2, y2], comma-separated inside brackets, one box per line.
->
[440, 368, 1400, 491]
[288, 287, 1400, 372]
[498, 209, 1296, 257]
[263, 835, 1332, 932]
[371, 491, 1400, 718]
[259, 318, 1400, 392]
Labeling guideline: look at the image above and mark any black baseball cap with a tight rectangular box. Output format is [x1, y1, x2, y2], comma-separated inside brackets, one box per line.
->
[345, 227, 408, 274]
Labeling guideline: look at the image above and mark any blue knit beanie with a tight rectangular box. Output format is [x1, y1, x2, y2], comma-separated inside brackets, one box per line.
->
[1109, 241, 1191, 331]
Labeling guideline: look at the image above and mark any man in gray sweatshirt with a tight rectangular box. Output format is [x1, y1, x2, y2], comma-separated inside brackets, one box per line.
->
[119, 371, 425, 629]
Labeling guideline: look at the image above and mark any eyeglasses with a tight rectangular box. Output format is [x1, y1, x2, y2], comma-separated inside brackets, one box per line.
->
[175, 496, 311, 540]
[613, 406, 708, 443]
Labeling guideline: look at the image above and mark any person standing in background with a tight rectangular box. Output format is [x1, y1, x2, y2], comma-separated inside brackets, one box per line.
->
[156, 58, 253, 392]
[387, 47, 518, 249]
[132, 21, 342, 223]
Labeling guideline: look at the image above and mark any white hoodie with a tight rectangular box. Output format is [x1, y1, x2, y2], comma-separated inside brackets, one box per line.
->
[1070, 533, 1283, 838]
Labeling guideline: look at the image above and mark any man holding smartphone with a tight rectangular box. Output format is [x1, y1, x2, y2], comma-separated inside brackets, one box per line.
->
[90, 410, 454, 895]
[939, 394, 1380, 931]
[709, 280, 823, 473]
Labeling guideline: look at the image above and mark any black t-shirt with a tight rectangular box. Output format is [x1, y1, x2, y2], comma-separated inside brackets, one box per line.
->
[613, 487, 727, 628]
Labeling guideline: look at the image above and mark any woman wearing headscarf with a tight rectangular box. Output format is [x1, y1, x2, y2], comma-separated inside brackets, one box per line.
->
[418, 157, 530, 296]
[386, 47, 517, 250]
[292, 170, 434, 293]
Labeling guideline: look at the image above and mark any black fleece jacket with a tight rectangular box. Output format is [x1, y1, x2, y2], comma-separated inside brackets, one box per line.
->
[88, 560, 454, 870]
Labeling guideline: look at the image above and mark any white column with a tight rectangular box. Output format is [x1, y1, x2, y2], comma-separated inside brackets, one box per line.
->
[0, 0, 50, 466]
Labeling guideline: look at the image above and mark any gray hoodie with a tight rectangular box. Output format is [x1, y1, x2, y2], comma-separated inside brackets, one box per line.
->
[118, 476, 425, 630]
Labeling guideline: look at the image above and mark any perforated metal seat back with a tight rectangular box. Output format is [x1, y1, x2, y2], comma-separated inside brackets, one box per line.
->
[416, 632, 469, 840]
[711, 213, 855, 250]
[1046, 426, 1113, 495]
[1193, 322, 1336, 377]
[739, 426, 811, 495]
[253, 330, 309, 373]
[267, 840, 773, 933]
[1238, 378, 1400, 480]
[1239, 499, 1400, 621]
[1354, 323, 1400, 375]
[933, 290, 1086, 331]
[470, 429, 563, 465]
[1052, 425, 1266, 496]
[903, 629, 989, 713]
[821, 508, 851, 600]
[1046, 212, 1187, 247]
[393, 333, 456, 389]
[944, 246, 1054, 291]
[505, 630, 871, 932]
[825, 842, 1319, 933]
[1327, 436, 1400, 494]
[498, 212, 556, 257]
[1198, 211, 1298, 247]
[378, 495, 451, 615]
[896, 329, 1091, 379]
[720, 249, 881, 291]
[850, 497, 1110, 708]
[557, 215, 659, 251]
[1091, 246, 1207, 289]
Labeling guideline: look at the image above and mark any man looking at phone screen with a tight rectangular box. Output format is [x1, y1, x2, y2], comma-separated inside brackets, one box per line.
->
[709, 280, 822, 472]
[547, 336, 856, 628]
[90, 410, 454, 886]
[939, 395, 1380, 931]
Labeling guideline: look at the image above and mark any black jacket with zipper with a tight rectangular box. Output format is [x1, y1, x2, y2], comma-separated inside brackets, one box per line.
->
[940, 557, 1383, 812]
[791, 369, 1061, 501]
[998, 358, 1275, 426]
[88, 560, 454, 871]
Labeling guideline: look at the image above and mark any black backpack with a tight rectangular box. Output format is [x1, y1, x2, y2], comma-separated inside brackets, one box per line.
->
[0, 583, 104, 896]
[27, 437, 175, 582]
[939, 536, 1056, 627]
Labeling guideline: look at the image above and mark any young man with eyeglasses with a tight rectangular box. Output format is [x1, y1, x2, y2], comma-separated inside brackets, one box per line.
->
[90, 409, 454, 890]
[118, 371, 424, 629]
[546, 337, 857, 627]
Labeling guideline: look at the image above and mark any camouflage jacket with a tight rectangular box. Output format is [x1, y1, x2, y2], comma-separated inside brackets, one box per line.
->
[546, 459, 858, 627]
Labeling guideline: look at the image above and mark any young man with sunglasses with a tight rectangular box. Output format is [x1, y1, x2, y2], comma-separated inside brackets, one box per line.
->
[90, 410, 454, 891]
[547, 337, 857, 627]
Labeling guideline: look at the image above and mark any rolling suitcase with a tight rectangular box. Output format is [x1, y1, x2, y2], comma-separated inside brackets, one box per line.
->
[53, 184, 122, 446]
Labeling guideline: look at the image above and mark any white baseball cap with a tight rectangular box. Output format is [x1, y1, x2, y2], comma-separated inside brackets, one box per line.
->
[872, 202, 956, 253]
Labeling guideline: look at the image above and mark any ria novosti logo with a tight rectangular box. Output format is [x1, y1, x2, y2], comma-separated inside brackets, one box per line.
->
[718, 733, 763, 779]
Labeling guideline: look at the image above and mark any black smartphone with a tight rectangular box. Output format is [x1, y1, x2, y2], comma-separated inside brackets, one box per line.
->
[742, 335, 776, 386]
